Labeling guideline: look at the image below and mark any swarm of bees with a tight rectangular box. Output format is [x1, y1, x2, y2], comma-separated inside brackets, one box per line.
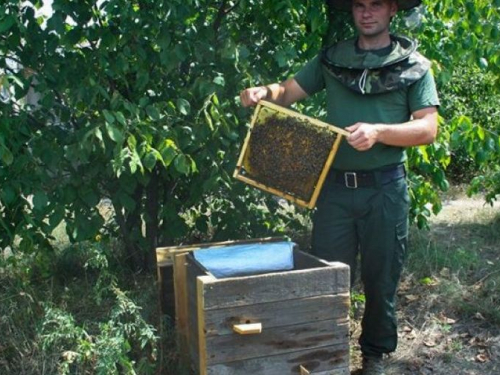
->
[244, 113, 337, 201]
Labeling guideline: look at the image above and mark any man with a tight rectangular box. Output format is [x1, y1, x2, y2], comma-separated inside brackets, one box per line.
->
[240, 0, 439, 374]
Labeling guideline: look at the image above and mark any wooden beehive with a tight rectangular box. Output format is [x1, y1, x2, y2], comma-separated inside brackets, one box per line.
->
[234, 100, 350, 209]
[156, 237, 287, 318]
[162, 238, 351, 375]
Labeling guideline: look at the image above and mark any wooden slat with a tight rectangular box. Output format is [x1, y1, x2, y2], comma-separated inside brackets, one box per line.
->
[205, 318, 348, 365]
[259, 101, 350, 136]
[204, 294, 350, 336]
[185, 257, 209, 372]
[197, 276, 212, 375]
[157, 262, 176, 317]
[199, 264, 350, 310]
[293, 250, 330, 269]
[233, 173, 310, 207]
[172, 253, 189, 364]
[205, 343, 349, 375]
[307, 134, 344, 208]
[234, 102, 262, 175]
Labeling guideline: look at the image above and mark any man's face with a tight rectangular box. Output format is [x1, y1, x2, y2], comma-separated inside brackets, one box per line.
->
[352, 0, 398, 38]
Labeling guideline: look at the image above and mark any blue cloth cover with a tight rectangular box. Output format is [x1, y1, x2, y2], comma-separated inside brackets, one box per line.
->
[193, 241, 295, 278]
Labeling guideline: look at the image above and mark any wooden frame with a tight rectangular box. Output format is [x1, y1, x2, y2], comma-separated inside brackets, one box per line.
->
[234, 100, 350, 209]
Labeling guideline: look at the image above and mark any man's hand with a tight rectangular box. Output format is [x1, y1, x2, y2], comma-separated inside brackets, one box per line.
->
[346, 122, 380, 151]
[240, 86, 268, 107]
[345, 107, 438, 151]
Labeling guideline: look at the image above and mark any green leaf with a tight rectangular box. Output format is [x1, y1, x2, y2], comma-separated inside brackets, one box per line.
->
[0, 15, 16, 33]
[127, 134, 137, 149]
[0, 146, 14, 165]
[176, 98, 191, 115]
[78, 187, 99, 207]
[33, 191, 48, 210]
[143, 151, 157, 171]
[106, 123, 124, 144]
[48, 207, 65, 230]
[146, 105, 160, 121]
[174, 154, 190, 175]
[479, 57, 488, 69]
[1, 185, 16, 205]
[103, 110, 115, 124]
[115, 111, 127, 126]
[118, 191, 136, 211]
[160, 140, 178, 167]
[213, 76, 225, 86]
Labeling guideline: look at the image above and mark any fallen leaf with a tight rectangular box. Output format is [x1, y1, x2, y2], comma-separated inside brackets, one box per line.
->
[474, 312, 485, 320]
[440, 267, 451, 278]
[476, 354, 489, 363]
[438, 315, 457, 324]
[424, 339, 437, 347]
[405, 294, 420, 302]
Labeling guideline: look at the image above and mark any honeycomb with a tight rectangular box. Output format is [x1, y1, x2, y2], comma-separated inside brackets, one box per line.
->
[241, 107, 338, 202]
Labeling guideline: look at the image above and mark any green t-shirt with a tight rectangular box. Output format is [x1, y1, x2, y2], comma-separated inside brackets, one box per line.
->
[294, 54, 440, 170]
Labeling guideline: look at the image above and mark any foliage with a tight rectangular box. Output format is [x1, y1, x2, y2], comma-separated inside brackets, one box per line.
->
[1, 0, 500, 265]
[0, 240, 160, 374]
[0, 0, 324, 269]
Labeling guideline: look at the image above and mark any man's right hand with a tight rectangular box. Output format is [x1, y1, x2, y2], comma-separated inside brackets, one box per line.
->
[240, 86, 268, 107]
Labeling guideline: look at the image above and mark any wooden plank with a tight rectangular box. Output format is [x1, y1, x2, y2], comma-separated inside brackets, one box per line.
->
[259, 100, 350, 136]
[197, 276, 212, 375]
[233, 173, 310, 207]
[205, 319, 349, 364]
[204, 294, 350, 336]
[307, 134, 344, 208]
[206, 343, 349, 375]
[173, 253, 189, 361]
[155, 247, 172, 265]
[157, 262, 176, 317]
[293, 249, 331, 269]
[199, 265, 350, 310]
[185, 257, 208, 372]
[234, 102, 262, 175]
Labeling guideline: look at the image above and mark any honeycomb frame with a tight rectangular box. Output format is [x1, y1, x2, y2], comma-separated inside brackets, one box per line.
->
[234, 100, 349, 209]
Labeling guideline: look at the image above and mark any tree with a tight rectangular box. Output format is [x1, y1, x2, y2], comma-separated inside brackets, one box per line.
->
[1, 0, 499, 271]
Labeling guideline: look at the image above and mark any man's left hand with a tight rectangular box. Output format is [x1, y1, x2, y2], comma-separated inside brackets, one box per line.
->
[346, 122, 380, 151]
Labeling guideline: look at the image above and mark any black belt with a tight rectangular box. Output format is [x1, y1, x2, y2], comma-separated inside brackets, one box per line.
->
[331, 164, 406, 189]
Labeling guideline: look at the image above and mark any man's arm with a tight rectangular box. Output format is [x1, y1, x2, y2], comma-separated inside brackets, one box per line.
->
[240, 78, 308, 108]
[346, 106, 438, 151]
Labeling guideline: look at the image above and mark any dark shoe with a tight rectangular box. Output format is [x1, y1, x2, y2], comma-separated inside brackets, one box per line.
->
[362, 356, 386, 375]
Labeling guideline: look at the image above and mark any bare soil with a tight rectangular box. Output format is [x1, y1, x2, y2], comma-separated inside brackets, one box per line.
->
[350, 192, 500, 375]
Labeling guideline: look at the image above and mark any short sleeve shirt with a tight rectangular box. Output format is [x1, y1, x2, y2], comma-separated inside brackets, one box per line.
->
[294, 54, 440, 170]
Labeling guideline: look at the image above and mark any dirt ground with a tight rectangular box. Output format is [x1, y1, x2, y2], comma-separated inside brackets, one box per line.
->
[349, 192, 500, 375]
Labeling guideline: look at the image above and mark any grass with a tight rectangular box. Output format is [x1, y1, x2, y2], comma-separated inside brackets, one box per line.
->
[406, 204, 500, 324]
[2, 190, 500, 374]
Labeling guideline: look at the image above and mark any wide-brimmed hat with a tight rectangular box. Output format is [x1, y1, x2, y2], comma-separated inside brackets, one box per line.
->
[328, 0, 422, 11]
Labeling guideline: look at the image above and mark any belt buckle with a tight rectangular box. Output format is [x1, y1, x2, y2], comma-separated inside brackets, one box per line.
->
[344, 172, 358, 189]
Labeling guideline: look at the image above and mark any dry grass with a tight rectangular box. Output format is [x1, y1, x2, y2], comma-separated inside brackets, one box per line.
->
[350, 191, 500, 374]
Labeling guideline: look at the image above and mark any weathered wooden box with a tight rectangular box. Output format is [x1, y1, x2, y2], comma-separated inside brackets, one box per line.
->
[168, 239, 351, 375]
[234, 100, 350, 209]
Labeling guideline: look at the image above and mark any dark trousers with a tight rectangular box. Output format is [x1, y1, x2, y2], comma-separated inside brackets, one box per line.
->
[311, 167, 409, 357]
